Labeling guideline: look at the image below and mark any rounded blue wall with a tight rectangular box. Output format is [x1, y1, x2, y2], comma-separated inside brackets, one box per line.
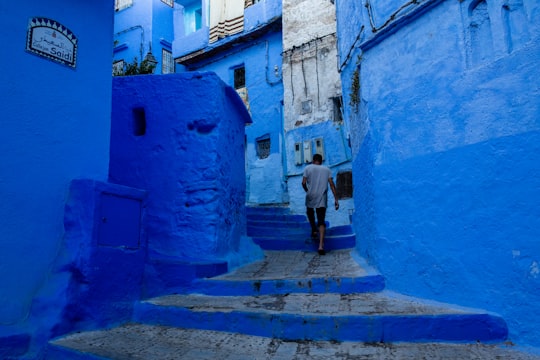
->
[110, 73, 251, 262]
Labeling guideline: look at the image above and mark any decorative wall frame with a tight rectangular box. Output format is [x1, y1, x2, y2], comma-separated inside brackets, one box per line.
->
[26, 17, 78, 68]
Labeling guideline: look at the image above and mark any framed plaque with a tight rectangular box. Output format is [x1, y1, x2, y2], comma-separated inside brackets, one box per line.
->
[26, 17, 78, 68]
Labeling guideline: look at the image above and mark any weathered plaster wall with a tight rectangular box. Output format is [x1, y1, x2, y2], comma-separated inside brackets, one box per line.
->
[282, 34, 342, 132]
[109, 73, 256, 265]
[183, 31, 286, 205]
[337, 0, 540, 348]
[0, 1, 113, 357]
[282, 0, 336, 49]
[281, 0, 352, 226]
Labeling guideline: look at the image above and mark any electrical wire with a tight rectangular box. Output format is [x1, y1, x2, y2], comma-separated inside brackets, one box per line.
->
[365, 0, 420, 33]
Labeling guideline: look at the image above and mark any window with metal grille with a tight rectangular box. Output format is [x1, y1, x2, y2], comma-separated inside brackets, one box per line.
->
[115, 0, 133, 11]
[161, 0, 174, 7]
[336, 170, 353, 199]
[162, 49, 174, 74]
[234, 66, 245, 89]
[256, 136, 271, 159]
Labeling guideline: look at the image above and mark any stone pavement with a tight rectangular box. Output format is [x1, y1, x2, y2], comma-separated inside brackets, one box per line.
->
[47, 249, 540, 359]
[49, 323, 540, 359]
[213, 250, 371, 280]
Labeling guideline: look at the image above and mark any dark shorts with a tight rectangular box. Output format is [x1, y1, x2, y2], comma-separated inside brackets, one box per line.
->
[307, 207, 327, 228]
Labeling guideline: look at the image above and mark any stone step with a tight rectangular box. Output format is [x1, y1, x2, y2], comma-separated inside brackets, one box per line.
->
[48, 324, 540, 360]
[189, 250, 384, 296]
[247, 213, 307, 223]
[246, 205, 291, 215]
[252, 233, 356, 251]
[248, 224, 355, 250]
[247, 223, 350, 235]
[132, 291, 508, 343]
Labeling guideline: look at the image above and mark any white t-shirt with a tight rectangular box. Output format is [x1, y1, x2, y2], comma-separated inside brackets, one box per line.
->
[303, 164, 332, 208]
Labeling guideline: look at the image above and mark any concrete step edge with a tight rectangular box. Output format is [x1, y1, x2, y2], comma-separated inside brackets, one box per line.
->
[49, 323, 538, 360]
[133, 297, 508, 342]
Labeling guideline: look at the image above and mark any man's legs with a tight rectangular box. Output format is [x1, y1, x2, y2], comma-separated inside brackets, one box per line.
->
[306, 207, 317, 238]
[316, 207, 327, 254]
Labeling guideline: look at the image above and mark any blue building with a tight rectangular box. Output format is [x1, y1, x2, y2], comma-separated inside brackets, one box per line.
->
[114, 0, 290, 206]
[113, 0, 176, 74]
[2, 0, 540, 357]
[336, 0, 540, 348]
[175, 0, 286, 205]
[173, 0, 356, 227]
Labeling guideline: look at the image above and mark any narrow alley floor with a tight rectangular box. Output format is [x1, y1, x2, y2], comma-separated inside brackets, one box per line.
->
[51, 323, 540, 359]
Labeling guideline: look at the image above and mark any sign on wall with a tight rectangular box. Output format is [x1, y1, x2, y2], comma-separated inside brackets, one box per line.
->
[26, 17, 78, 68]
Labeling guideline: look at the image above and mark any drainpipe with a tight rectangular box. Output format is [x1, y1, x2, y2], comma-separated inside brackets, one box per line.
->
[280, 99, 289, 203]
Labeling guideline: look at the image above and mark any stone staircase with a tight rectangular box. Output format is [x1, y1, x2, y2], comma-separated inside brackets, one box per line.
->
[46, 206, 540, 359]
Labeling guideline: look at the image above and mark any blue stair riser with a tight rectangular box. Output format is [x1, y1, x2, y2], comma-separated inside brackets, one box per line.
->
[246, 207, 292, 216]
[191, 275, 385, 296]
[248, 226, 353, 237]
[46, 345, 109, 360]
[134, 304, 508, 343]
[252, 235, 356, 251]
[247, 213, 307, 222]
[143, 260, 229, 298]
[247, 221, 311, 232]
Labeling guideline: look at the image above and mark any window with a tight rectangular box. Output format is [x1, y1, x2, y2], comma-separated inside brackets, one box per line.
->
[234, 66, 245, 89]
[162, 49, 174, 74]
[161, 0, 174, 7]
[301, 100, 312, 114]
[233, 65, 250, 111]
[132, 107, 146, 136]
[180, 0, 203, 35]
[115, 0, 133, 11]
[256, 135, 271, 159]
[113, 60, 125, 76]
[332, 96, 343, 123]
[468, 0, 493, 66]
[245, 0, 261, 7]
[336, 170, 353, 199]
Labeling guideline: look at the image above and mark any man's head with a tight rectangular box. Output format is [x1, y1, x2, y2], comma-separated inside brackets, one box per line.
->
[313, 153, 323, 164]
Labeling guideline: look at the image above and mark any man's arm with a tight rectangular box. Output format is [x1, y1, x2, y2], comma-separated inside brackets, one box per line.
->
[328, 177, 339, 210]
[302, 177, 308, 192]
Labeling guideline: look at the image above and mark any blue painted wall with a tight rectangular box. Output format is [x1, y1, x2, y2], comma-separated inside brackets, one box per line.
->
[181, 28, 286, 205]
[113, 0, 175, 74]
[0, 0, 114, 357]
[337, 0, 540, 348]
[174, 0, 281, 58]
[109, 73, 261, 282]
[173, 0, 210, 57]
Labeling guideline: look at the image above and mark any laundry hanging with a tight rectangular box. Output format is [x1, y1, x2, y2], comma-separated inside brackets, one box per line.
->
[209, 0, 245, 43]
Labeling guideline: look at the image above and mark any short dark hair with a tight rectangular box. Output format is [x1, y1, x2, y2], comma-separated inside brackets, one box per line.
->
[313, 153, 323, 163]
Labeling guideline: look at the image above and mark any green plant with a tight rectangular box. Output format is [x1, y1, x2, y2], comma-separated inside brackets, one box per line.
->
[349, 55, 362, 112]
[113, 57, 156, 76]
